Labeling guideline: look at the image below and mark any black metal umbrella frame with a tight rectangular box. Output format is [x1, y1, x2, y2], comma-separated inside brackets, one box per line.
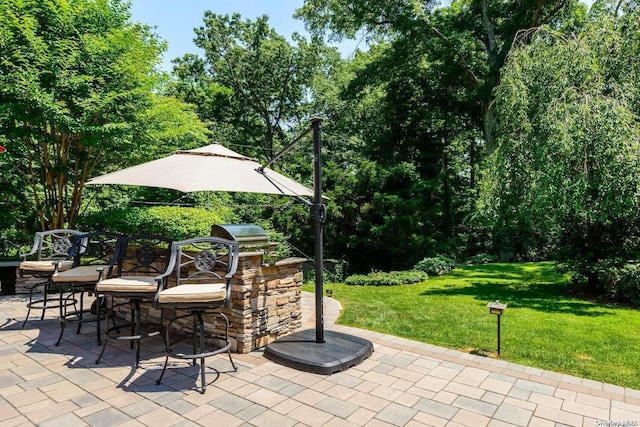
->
[263, 118, 373, 374]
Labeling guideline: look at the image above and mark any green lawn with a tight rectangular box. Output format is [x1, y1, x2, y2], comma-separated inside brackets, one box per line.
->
[306, 262, 640, 389]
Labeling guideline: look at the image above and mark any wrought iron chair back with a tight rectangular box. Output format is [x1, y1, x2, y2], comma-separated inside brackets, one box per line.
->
[106, 234, 173, 279]
[163, 237, 239, 307]
[19, 229, 83, 328]
[94, 234, 173, 368]
[70, 231, 122, 268]
[54, 231, 123, 346]
[21, 229, 84, 264]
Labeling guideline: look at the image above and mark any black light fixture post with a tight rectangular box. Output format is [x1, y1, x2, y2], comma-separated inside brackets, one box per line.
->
[487, 300, 507, 356]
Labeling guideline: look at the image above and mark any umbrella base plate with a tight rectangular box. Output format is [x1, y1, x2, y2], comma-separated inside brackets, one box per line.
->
[263, 329, 374, 375]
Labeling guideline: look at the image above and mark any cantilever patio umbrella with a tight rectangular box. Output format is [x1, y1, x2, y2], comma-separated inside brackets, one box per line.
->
[88, 120, 373, 374]
[87, 143, 314, 198]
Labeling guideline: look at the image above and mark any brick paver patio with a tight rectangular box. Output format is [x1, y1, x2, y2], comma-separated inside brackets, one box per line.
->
[1, 292, 639, 426]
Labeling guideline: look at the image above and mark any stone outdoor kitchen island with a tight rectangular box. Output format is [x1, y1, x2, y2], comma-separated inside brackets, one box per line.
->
[16, 251, 308, 354]
[138, 251, 307, 354]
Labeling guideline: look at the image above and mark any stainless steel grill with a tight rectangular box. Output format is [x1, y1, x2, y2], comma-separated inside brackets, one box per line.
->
[210, 224, 270, 250]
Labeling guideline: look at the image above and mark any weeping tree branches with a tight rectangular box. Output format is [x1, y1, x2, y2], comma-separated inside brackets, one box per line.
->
[484, 13, 640, 288]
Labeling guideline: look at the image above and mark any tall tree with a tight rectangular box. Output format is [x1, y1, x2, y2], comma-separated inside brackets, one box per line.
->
[287, 0, 587, 269]
[175, 13, 330, 159]
[0, 0, 207, 231]
[484, 7, 640, 289]
[297, 0, 583, 153]
[314, 46, 469, 269]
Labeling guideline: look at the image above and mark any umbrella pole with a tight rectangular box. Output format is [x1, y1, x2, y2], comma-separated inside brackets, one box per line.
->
[263, 118, 374, 374]
[311, 118, 325, 344]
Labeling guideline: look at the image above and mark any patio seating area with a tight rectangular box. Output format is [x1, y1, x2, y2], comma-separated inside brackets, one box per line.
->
[1, 291, 640, 426]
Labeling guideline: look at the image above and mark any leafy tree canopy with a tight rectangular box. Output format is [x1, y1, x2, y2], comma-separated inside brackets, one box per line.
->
[297, 0, 585, 152]
[171, 12, 334, 160]
[0, 0, 208, 231]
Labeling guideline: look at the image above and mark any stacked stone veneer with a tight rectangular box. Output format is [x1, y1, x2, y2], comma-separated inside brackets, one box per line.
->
[225, 253, 306, 352]
[15, 273, 44, 294]
[15, 264, 51, 294]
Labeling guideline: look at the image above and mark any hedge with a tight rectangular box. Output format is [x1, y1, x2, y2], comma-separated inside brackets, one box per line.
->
[345, 270, 428, 286]
[76, 206, 235, 241]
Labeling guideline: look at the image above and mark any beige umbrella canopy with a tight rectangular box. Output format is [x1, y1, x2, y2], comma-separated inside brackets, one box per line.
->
[87, 143, 314, 197]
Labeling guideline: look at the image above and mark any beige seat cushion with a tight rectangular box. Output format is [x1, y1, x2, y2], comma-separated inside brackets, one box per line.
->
[20, 260, 73, 273]
[96, 275, 158, 293]
[157, 283, 227, 304]
[52, 265, 107, 283]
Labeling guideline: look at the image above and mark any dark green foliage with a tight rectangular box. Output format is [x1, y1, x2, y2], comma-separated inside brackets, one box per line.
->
[321, 259, 350, 283]
[465, 253, 497, 265]
[303, 259, 350, 284]
[0, 227, 30, 258]
[617, 264, 640, 306]
[328, 259, 349, 283]
[344, 270, 428, 286]
[293, 0, 585, 273]
[76, 206, 234, 241]
[414, 255, 458, 276]
[326, 159, 445, 272]
[0, 0, 208, 232]
[170, 13, 330, 158]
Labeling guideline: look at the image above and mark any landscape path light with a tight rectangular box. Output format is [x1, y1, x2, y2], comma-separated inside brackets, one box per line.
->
[487, 300, 507, 356]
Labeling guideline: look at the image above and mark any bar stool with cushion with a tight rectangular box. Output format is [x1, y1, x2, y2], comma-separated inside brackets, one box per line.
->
[95, 234, 172, 368]
[53, 231, 122, 346]
[155, 236, 239, 393]
[20, 229, 84, 328]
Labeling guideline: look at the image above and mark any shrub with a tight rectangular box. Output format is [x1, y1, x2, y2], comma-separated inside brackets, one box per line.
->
[414, 255, 458, 276]
[345, 270, 428, 286]
[76, 206, 234, 241]
[617, 264, 640, 306]
[304, 259, 351, 284]
[0, 226, 29, 258]
[465, 253, 497, 265]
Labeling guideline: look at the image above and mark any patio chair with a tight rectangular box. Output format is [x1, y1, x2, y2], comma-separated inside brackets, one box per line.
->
[53, 231, 122, 346]
[155, 236, 239, 393]
[95, 234, 172, 368]
[19, 229, 84, 328]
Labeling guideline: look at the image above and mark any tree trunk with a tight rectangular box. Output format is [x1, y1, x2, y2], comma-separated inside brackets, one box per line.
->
[441, 149, 453, 240]
[481, 0, 498, 154]
[585, 221, 601, 291]
[483, 102, 496, 154]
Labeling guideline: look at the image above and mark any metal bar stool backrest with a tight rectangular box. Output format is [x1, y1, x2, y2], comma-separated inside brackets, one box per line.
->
[69, 231, 122, 268]
[155, 236, 240, 393]
[95, 234, 173, 367]
[168, 237, 240, 306]
[108, 234, 173, 279]
[54, 231, 123, 346]
[22, 229, 84, 263]
[19, 229, 84, 328]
